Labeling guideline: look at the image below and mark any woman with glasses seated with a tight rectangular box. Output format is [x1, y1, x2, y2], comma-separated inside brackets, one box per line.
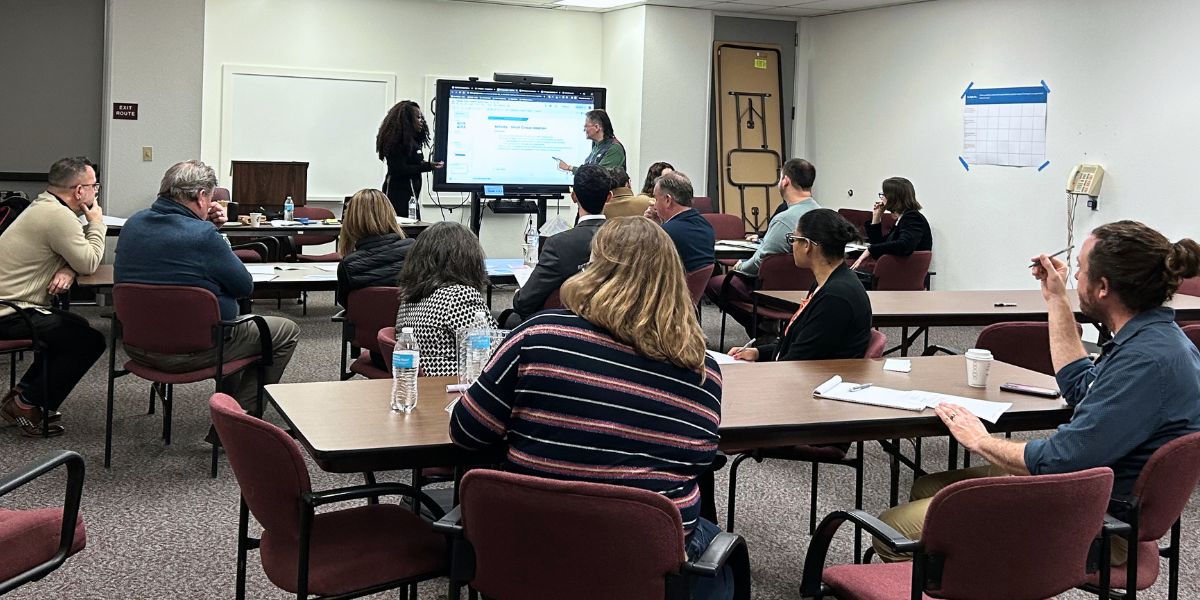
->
[863, 176, 932, 261]
[729, 208, 872, 362]
[450, 217, 734, 600]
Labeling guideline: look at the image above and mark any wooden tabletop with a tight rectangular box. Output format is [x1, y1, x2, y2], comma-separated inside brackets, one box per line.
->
[268, 355, 1071, 473]
[76, 263, 340, 292]
[755, 289, 1200, 327]
[104, 220, 431, 238]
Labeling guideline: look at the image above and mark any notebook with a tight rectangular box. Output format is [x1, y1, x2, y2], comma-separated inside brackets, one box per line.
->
[812, 376, 926, 411]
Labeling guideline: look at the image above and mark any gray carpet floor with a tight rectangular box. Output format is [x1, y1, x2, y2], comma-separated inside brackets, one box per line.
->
[2, 289, 1198, 599]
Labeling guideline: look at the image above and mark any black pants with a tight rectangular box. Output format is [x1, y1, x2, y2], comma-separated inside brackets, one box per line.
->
[0, 308, 105, 411]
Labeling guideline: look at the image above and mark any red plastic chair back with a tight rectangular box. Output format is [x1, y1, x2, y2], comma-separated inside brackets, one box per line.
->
[346, 287, 401, 350]
[209, 393, 310, 540]
[703, 213, 745, 241]
[756, 254, 815, 292]
[459, 470, 686, 600]
[1183, 323, 1200, 351]
[864, 330, 886, 359]
[1177, 276, 1200, 297]
[113, 284, 221, 354]
[685, 264, 715, 306]
[975, 321, 1083, 377]
[922, 467, 1113, 599]
[872, 250, 931, 291]
[292, 206, 337, 247]
[692, 196, 714, 214]
[837, 208, 894, 239]
[1128, 431, 1200, 542]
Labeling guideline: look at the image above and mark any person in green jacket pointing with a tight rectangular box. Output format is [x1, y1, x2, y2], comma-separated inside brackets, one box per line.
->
[558, 109, 627, 174]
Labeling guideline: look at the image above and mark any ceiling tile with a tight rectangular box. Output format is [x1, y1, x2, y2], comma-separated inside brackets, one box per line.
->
[756, 5, 834, 15]
[704, 1, 774, 12]
[644, 0, 723, 7]
[792, 0, 926, 10]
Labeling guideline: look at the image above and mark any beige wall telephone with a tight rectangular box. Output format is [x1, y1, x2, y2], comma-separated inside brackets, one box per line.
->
[1067, 164, 1105, 196]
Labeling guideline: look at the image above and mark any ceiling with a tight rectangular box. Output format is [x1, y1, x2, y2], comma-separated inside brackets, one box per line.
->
[449, 0, 930, 17]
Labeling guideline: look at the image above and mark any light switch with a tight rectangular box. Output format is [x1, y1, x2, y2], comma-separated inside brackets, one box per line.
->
[142, 146, 153, 161]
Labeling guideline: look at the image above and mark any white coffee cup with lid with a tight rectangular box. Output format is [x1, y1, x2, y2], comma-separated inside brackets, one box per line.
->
[964, 348, 994, 388]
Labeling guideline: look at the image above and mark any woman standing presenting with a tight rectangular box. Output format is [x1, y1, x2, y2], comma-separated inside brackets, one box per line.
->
[557, 109, 626, 174]
[376, 100, 443, 218]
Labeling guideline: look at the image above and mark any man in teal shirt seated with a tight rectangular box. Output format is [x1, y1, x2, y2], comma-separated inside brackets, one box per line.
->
[876, 220, 1200, 565]
[705, 158, 822, 337]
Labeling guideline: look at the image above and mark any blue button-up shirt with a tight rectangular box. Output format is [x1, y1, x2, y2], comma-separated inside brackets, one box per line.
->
[1024, 307, 1200, 497]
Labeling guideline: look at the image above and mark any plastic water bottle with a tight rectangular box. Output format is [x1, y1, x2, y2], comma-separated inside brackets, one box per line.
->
[283, 195, 294, 221]
[221, 233, 231, 247]
[408, 196, 418, 220]
[391, 327, 420, 413]
[523, 217, 539, 266]
[459, 311, 491, 387]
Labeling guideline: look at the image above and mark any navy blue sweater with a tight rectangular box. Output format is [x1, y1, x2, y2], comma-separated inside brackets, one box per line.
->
[661, 208, 716, 273]
[115, 197, 252, 320]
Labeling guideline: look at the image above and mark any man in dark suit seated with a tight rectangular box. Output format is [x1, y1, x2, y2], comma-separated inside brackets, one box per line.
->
[510, 164, 611, 322]
[644, 170, 716, 273]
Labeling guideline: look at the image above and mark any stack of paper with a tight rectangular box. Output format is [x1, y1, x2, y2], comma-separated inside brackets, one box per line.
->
[812, 375, 1013, 423]
[511, 265, 534, 288]
[705, 350, 749, 365]
[251, 273, 276, 283]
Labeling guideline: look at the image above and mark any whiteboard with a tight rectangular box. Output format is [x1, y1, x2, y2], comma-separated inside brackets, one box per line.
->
[221, 66, 396, 201]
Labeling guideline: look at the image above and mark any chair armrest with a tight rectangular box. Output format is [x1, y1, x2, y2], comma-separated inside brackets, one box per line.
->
[219, 314, 274, 367]
[0, 299, 43, 349]
[433, 505, 464, 537]
[799, 509, 921, 597]
[921, 344, 963, 357]
[330, 309, 347, 322]
[303, 482, 446, 520]
[1102, 513, 1132, 538]
[230, 241, 269, 262]
[682, 532, 745, 577]
[0, 450, 85, 595]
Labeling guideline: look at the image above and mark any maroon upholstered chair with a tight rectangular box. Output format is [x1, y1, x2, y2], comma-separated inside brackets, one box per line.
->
[1182, 323, 1200, 351]
[837, 207, 895, 240]
[543, 288, 563, 310]
[290, 206, 340, 263]
[212, 187, 231, 203]
[434, 469, 750, 600]
[715, 253, 815, 348]
[1177, 276, 1200, 297]
[106, 284, 275, 477]
[0, 299, 52, 437]
[685, 264, 715, 307]
[924, 321, 1084, 377]
[692, 196, 715, 214]
[871, 250, 932, 291]
[209, 394, 446, 599]
[335, 287, 400, 380]
[1079, 431, 1200, 600]
[0, 450, 85, 594]
[727, 331, 882, 558]
[801, 467, 1116, 600]
[704, 213, 746, 269]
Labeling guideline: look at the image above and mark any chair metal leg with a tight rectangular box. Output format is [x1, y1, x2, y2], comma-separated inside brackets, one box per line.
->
[853, 441, 865, 563]
[236, 497, 250, 600]
[105, 330, 118, 469]
[719, 311, 728, 351]
[39, 348, 49, 438]
[726, 452, 760, 533]
[149, 382, 158, 415]
[808, 462, 820, 534]
[162, 384, 174, 444]
[365, 471, 379, 506]
[1168, 519, 1181, 600]
[963, 449, 972, 468]
[900, 326, 909, 356]
[947, 436, 959, 471]
[888, 438, 900, 507]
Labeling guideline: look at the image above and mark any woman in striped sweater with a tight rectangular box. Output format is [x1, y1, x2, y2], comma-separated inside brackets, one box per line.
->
[451, 216, 734, 600]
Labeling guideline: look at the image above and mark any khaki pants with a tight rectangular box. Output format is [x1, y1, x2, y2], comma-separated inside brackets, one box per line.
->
[875, 465, 1128, 565]
[125, 316, 299, 411]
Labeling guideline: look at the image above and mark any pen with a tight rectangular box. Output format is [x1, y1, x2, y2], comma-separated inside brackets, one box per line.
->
[993, 302, 1018, 307]
[849, 383, 873, 392]
[731, 338, 757, 359]
[1028, 245, 1074, 268]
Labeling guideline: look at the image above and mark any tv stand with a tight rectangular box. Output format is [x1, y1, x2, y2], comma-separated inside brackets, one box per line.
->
[469, 192, 558, 235]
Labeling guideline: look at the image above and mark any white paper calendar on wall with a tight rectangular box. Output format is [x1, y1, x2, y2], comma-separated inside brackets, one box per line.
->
[961, 85, 1048, 168]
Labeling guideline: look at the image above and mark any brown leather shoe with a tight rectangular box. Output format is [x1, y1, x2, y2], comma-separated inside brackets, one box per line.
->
[1, 390, 61, 423]
[1, 396, 64, 437]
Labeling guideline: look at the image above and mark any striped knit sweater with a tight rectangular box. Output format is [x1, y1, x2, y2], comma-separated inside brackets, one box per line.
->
[450, 310, 722, 530]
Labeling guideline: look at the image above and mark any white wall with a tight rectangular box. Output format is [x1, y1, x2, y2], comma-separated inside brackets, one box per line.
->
[806, 0, 1199, 290]
[601, 6, 647, 182]
[640, 6, 713, 190]
[103, 0, 205, 218]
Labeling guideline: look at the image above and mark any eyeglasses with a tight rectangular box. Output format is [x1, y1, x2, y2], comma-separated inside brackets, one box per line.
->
[78, 183, 102, 192]
[877, 193, 885, 199]
[786, 233, 819, 246]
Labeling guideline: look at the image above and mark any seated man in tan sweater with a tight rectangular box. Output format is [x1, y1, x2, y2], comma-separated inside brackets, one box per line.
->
[0, 157, 108, 437]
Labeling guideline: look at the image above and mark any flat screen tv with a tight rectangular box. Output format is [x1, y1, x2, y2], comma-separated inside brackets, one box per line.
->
[432, 79, 606, 195]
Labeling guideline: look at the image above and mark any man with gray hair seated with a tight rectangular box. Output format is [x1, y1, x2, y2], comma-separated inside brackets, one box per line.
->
[114, 160, 299, 414]
[643, 170, 715, 273]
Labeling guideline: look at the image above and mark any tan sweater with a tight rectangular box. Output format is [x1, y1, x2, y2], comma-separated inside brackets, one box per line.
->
[0, 192, 106, 316]
[602, 187, 653, 219]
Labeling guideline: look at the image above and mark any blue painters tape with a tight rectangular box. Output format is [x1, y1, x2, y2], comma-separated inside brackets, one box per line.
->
[961, 81, 974, 99]
[958, 156, 970, 171]
[965, 86, 1048, 105]
[1038, 160, 1050, 171]
[1041, 79, 1050, 93]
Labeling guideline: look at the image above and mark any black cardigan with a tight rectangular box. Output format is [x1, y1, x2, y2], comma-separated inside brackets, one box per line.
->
[757, 264, 872, 362]
[866, 210, 932, 258]
[335, 233, 414, 307]
[382, 145, 433, 218]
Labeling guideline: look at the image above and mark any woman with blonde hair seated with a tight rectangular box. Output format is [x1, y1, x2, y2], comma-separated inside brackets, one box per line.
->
[450, 216, 734, 599]
[335, 188, 413, 308]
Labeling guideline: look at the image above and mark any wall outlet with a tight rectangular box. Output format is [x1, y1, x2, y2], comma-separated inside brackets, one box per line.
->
[142, 146, 153, 161]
